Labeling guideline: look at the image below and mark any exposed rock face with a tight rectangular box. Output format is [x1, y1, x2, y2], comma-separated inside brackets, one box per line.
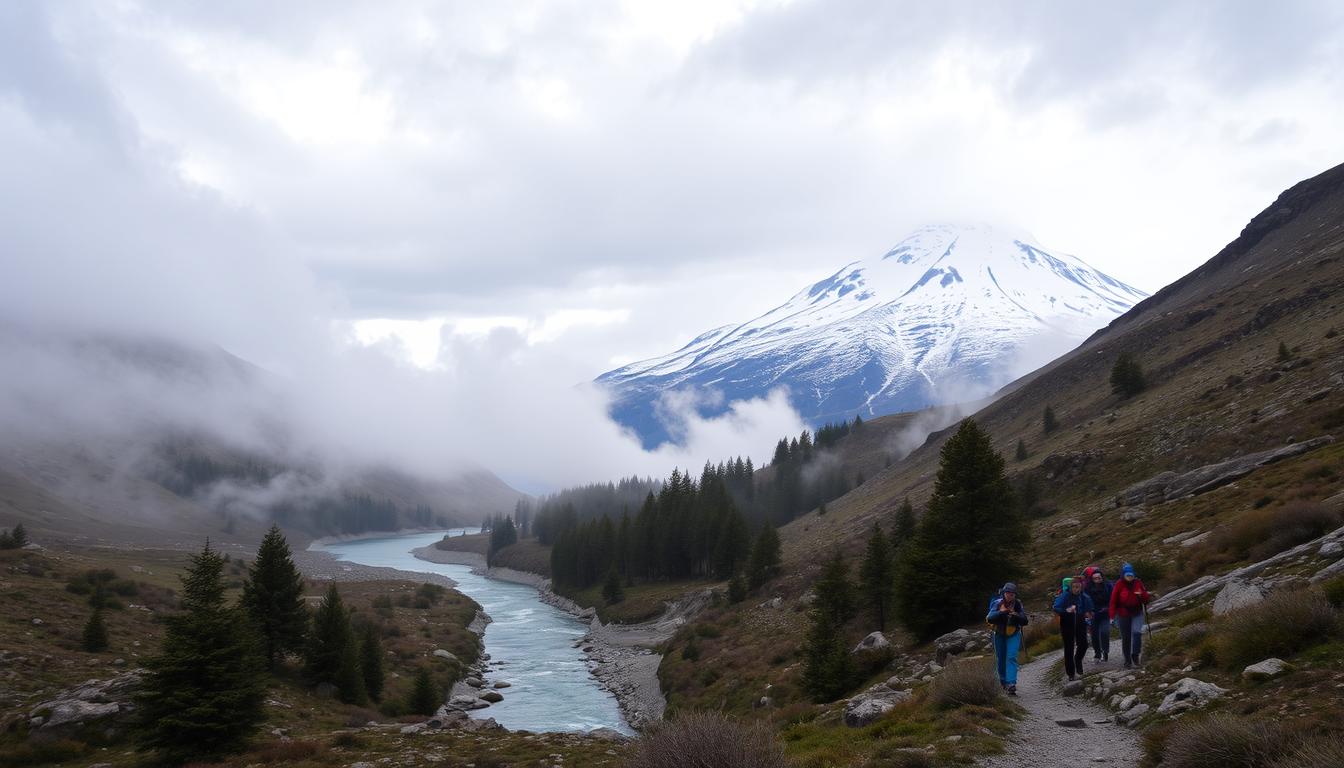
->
[1242, 658, 1291, 681]
[29, 670, 143, 734]
[1212, 579, 1267, 616]
[852, 632, 891, 654]
[1156, 678, 1226, 716]
[1115, 436, 1334, 509]
[844, 685, 913, 728]
[934, 628, 974, 664]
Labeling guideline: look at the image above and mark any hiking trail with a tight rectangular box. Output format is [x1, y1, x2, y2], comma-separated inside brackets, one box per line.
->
[978, 654, 1143, 767]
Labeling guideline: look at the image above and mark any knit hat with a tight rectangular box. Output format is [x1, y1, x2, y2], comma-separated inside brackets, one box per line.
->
[1122, 562, 1137, 577]
[1001, 582, 1018, 594]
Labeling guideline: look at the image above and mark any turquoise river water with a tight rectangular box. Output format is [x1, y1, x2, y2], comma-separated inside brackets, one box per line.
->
[315, 530, 631, 734]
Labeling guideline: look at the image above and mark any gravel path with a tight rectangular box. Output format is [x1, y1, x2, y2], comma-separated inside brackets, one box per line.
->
[979, 655, 1143, 767]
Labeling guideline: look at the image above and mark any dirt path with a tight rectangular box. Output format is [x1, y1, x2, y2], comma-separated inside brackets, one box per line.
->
[979, 655, 1143, 767]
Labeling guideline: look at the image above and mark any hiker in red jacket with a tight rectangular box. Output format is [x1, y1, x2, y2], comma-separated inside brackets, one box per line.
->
[1109, 562, 1151, 669]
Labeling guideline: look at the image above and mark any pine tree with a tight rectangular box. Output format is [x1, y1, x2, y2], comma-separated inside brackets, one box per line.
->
[82, 607, 109, 652]
[896, 419, 1024, 640]
[136, 542, 265, 764]
[802, 551, 856, 701]
[304, 583, 354, 691]
[334, 637, 367, 705]
[602, 566, 625, 605]
[727, 573, 747, 603]
[241, 525, 308, 670]
[1043, 405, 1058, 433]
[1015, 438, 1028, 461]
[891, 498, 916, 552]
[408, 667, 440, 716]
[1110, 353, 1147, 398]
[748, 524, 782, 589]
[11, 523, 27, 547]
[858, 523, 894, 632]
[358, 624, 385, 702]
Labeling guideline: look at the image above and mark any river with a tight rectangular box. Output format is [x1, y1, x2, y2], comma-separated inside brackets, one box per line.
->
[314, 530, 631, 734]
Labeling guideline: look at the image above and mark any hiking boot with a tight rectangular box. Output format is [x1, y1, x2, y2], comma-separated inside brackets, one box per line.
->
[1007, 684, 1017, 696]
[1123, 660, 1132, 669]
[1103, 651, 1109, 661]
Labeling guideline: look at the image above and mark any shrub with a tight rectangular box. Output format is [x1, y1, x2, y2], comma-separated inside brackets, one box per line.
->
[1320, 576, 1344, 609]
[1110, 353, 1146, 398]
[1128, 557, 1167, 586]
[1217, 589, 1338, 668]
[1191, 503, 1343, 575]
[928, 659, 1001, 710]
[1272, 735, 1344, 768]
[250, 739, 325, 763]
[626, 711, 790, 768]
[1160, 714, 1293, 768]
[331, 732, 366, 749]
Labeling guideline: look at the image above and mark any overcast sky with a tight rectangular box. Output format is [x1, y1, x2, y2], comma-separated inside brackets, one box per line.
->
[3, 1, 1343, 488]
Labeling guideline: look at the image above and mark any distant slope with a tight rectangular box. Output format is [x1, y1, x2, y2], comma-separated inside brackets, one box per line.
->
[598, 224, 1147, 447]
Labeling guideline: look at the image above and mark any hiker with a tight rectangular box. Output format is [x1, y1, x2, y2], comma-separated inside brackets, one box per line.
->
[1052, 576, 1094, 680]
[986, 582, 1029, 695]
[1083, 566, 1114, 662]
[1109, 562, 1152, 669]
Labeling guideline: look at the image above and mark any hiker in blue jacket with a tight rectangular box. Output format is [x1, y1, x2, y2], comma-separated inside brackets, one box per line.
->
[986, 582, 1029, 695]
[1082, 565, 1114, 662]
[1053, 576, 1095, 681]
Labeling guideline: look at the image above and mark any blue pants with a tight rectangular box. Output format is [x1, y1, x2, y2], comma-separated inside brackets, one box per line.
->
[993, 632, 1021, 685]
[1117, 614, 1144, 663]
[1090, 614, 1111, 658]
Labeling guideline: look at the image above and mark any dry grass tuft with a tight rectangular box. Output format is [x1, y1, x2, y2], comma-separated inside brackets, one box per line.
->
[928, 659, 1001, 710]
[626, 711, 791, 768]
[1217, 589, 1338, 668]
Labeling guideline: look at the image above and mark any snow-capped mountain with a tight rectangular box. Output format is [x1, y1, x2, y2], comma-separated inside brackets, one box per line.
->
[597, 224, 1149, 447]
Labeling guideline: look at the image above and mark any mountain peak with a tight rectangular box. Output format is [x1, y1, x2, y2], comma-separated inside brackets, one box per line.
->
[598, 225, 1148, 447]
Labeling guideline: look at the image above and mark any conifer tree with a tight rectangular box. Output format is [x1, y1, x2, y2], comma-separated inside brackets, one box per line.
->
[11, 523, 27, 547]
[334, 638, 367, 705]
[241, 525, 308, 670]
[748, 524, 782, 589]
[1043, 405, 1058, 433]
[858, 523, 895, 632]
[896, 419, 1024, 640]
[891, 498, 916, 552]
[304, 583, 354, 692]
[727, 573, 747, 603]
[358, 624, 385, 702]
[1110, 353, 1146, 398]
[136, 542, 265, 764]
[82, 607, 109, 652]
[802, 550, 856, 701]
[1015, 438, 1028, 461]
[602, 566, 625, 605]
[408, 667, 440, 716]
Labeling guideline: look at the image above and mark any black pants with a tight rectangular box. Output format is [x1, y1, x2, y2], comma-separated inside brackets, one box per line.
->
[1060, 618, 1089, 677]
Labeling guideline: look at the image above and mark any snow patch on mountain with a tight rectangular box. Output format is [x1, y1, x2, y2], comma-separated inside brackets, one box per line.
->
[598, 224, 1148, 447]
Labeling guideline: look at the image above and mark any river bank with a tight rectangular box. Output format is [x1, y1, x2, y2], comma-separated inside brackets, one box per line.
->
[412, 543, 684, 730]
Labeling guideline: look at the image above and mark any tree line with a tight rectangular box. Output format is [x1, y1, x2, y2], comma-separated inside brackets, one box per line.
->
[86, 526, 457, 764]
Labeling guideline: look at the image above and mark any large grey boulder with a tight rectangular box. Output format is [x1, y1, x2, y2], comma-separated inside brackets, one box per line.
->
[1157, 678, 1226, 716]
[935, 628, 974, 663]
[1116, 703, 1149, 727]
[1212, 579, 1266, 616]
[1116, 437, 1335, 509]
[852, 632, 891, 654]
[29, 670, 144, 734]
[844, 686, 913, 727]
[1242, 658, 1291, 681]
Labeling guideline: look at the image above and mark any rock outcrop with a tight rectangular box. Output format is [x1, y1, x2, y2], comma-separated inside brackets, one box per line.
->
[28, 670, 143, 734]
[1115, 436, 1334, 509]
[844, 684, 913, 727]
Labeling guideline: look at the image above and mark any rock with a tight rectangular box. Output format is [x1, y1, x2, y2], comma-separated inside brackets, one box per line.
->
[852, 632, 891, 654]
[1157, 678, 1227, 716]
[844, 687, 913, 727]
[432, 649, 459, 662]
[349, 763, 376, 768]
[1117, 703, 1149, 727]
[755, 696, 773, 709]
[30, 618, 43, 626]
[1181, 531, 1212, 548]
[577, 607, 597, 619]
[587, 727, 629, 741]
[1061, 680, 1084, 697]
[400, 723, 427, 735]
[493, 680, 511, 688]
[1118, 437, 1335, 508]
[935, 628, 973, 664]
[1120, 508, 1147, 523]
[464, 676, 484, 688]
[1213, 579, 1266, 616]
[1320, 541, 1344, 559]
[1056, 718, 1087, 728]
[1119, 694, 1138, 711]
[479, 691, 504, 703]
[1242, 658, 1292, 681]
[460, 716, 503, 732]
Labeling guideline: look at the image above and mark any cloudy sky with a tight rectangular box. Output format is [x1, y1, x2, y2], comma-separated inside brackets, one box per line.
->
[3, 1, 1342, 488]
